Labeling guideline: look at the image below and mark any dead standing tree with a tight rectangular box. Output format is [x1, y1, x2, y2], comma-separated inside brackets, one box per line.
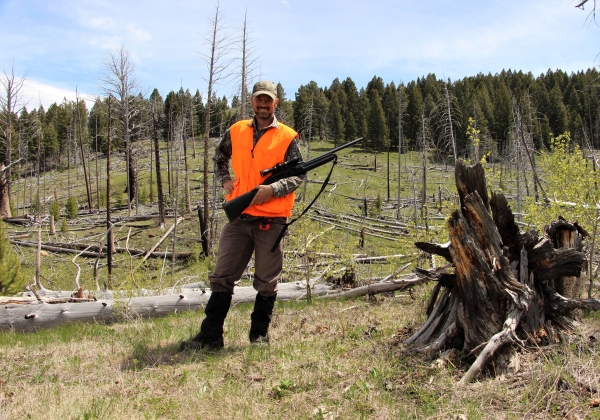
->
[150, 96, 166, 228]
[0, 66, 27, 218]
[100, 47, 140, 217]
[408, 161, 600, 384]
[199, 0, 234, 256]
[236, 9, 259, 121]
[75, 89, 93, 212]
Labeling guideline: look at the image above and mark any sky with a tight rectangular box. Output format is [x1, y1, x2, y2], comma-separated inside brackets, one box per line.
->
[0, 0, 598, 111]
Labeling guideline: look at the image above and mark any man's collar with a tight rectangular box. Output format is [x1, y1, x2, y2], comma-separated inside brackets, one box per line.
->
[248, 116, 279, 130]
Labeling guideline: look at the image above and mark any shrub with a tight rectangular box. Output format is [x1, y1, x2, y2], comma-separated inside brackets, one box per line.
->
[99, 190, 107, 207]
[138, 187, 149, 205]
[61, 218, 69, 233]
[65, 196, 78, 219]
[49, 200, 61, 220]
[32, 193, 41, 214]
[0, 220, 24, 295]
[114, 192, 125, 208]
[371, 192, 382, 217]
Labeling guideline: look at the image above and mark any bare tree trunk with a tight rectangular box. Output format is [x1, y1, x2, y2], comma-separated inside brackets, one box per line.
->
[166, 112, 172, 199]
[512, 97, 546, 202]
[202, 89, 213, 257]
[95, 115, 100, 210]
[35, 225, 42, 289]
[444, 82, 457, 164]
[100, 47, 140, 217]
[106, 97, 114, 289]
[151, 103, 166, 228]
[0, 66, 26, 218]
[199, 0, 233, 256]
[181, 92, 191, 213]
[190, 102, 197, 159]
[240, 10, 248, 120]
[76, 90, 93, 212]
[237, 9, 258, 121]
[397, 85, 404, 220]
[421, 116, 427, 215]
[0, 165, 10, 218]
[171, 131, 182, 280]
[301, 95, 314, 202]
[67, 116, 72, 196]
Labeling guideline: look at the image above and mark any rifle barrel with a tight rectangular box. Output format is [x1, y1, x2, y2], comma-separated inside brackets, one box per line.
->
[323, 137, 363, 155]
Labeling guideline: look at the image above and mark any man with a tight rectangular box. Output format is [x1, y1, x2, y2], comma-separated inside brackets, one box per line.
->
[180, 80, 304, 350]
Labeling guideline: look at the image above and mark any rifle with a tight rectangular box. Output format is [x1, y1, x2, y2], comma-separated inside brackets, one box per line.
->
[223, 137, 363, 223]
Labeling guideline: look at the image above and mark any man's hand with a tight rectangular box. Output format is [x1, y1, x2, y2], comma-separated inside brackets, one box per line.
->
[223, 180, 235, 194]
[250, 185, 274, 206]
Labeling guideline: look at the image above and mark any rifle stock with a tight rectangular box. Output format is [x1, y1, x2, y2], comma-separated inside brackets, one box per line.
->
[223, 189, 258, 222]
[223, 137, 363, 222]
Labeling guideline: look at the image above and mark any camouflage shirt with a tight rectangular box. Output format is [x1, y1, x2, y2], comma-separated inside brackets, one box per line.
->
[213, 116, 305, 198]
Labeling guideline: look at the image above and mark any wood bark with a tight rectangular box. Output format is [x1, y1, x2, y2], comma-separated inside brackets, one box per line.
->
[9, 239, 192, 259]
[407, 161, 599, 384]
[151, 101, 166, 227]
[0, 274, 425, 332]
[0, 164, 10, 218]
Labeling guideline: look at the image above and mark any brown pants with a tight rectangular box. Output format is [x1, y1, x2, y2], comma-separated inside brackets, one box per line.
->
[208, 217, 286, 297]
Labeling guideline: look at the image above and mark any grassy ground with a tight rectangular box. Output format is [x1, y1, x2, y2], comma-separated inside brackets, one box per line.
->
[6, 138, 453, 293]
[3, 139, 600, 419]
[1, 289, 600, 419]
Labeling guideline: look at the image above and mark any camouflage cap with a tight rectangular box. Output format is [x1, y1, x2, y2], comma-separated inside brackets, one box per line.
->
[252, 80, 277, 100]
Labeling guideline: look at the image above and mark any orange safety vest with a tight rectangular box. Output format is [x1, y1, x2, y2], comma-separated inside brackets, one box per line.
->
[226, 120, 298, 217]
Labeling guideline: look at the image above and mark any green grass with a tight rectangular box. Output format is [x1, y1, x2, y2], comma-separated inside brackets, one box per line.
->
[3, 137, 600, 419]
[2, 294, 599, 419]
[5, 137, 460, 293]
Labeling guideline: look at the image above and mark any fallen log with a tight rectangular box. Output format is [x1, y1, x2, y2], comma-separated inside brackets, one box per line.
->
[404, 161, 600, 384]
[9, 240, 192, 259]
[0, 274, 424, 332]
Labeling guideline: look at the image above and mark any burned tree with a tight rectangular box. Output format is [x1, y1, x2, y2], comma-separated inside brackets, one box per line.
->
[0, 66, 26, 218]
[408, 161, 600, 384]
[100, 47, 141, 216]
[198, 0, 234, 256]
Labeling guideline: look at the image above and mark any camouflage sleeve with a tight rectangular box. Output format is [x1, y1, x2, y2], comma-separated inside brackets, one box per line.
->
[270, 137, 306, 198]
[212, 129, 233, 186]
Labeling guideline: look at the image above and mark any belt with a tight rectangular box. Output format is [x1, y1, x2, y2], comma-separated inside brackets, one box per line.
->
[238, 214, 263, 220]
[238, 214, 287, 223]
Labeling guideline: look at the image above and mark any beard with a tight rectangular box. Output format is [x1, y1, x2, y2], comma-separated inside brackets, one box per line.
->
[255, 108, 273, 119]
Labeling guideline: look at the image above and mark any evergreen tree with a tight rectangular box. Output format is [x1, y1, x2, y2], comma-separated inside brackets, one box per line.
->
[193, 89, 205, 138]
[366, 76, 385, 103]
[546, 84, 568, 137]
[327, 93, 344, 145]
[345, 112, 357, 141]
[88, 98, 109, 155]
[356, 88, 370, 142]
[0, 220, 24, 295]
[293, 81, 327, 140]
[367, 90, 387, 151]
[421, 73, 442, 104]
[491, 77, 512, 151]
[405, 83, 424, 148]
[382, 82, 399, 146]
[276, 82, 294, 126]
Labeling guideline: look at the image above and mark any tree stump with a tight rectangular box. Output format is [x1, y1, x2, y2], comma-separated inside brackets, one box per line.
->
[408, 161, 600, 384]
[545, 217, 588, 299]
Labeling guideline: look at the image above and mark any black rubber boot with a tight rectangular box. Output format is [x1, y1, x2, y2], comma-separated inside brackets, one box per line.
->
[180, 292, 232, 351]
[249, 293, 276, 344]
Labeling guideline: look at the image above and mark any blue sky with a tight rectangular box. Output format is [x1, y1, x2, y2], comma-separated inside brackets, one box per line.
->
[0, 0, 597, 110]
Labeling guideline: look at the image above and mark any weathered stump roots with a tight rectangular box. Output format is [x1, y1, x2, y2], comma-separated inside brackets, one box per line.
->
[407, 161, 600, 384]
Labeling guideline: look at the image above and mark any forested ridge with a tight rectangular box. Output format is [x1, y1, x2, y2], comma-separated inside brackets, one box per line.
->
[2, 67, 599, 174]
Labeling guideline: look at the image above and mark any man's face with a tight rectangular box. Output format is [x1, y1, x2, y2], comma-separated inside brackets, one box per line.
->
[251, 94, 278, 121]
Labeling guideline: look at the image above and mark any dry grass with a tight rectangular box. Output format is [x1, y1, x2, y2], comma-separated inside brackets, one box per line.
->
[1, 285, 600, 420]
[4, 140, 600, 418]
